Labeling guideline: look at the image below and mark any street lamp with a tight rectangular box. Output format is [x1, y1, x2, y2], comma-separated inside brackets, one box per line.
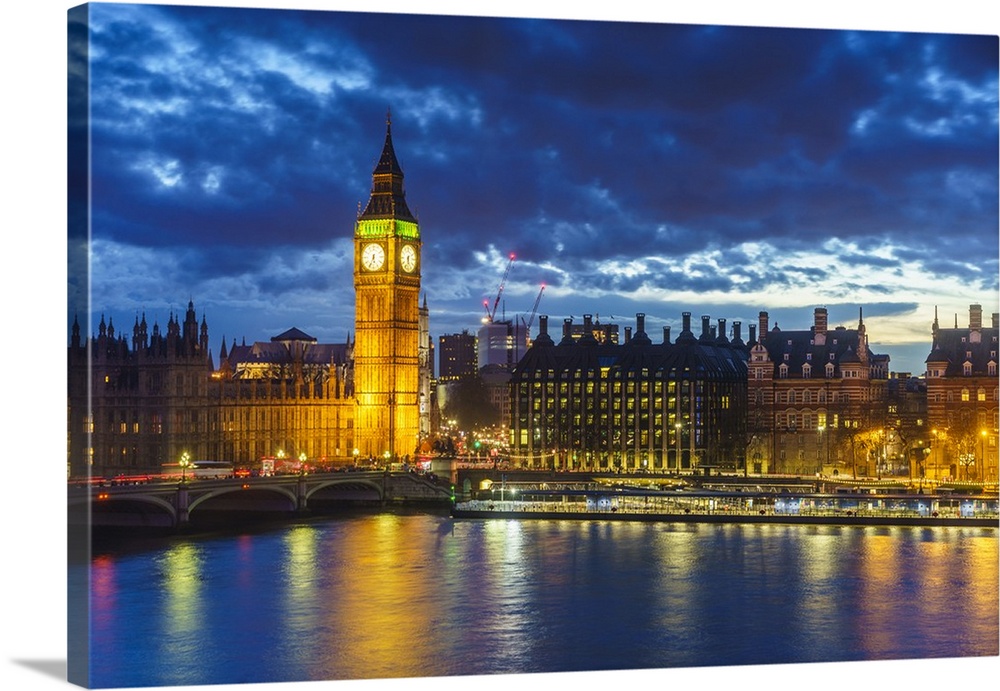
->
[979, 429, 987, 482]
[674, 422, 682, 474]
[817, 424, 826, 475]
[919, 447, 930, 493]
[930, 428, 945, 482]
[179, 451, 191, 483]
[299, 452, 307, 476]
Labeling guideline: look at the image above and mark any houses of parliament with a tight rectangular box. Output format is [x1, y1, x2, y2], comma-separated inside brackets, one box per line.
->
[67, 118, 434, 478]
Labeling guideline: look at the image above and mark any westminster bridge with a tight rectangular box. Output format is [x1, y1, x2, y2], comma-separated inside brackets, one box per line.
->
[69, 470, 453, 529]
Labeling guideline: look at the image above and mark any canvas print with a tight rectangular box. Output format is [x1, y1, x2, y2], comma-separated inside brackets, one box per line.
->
[67, 2, 999, 689]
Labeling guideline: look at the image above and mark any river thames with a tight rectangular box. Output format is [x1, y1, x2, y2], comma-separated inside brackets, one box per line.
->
[73, 510, 997, 688]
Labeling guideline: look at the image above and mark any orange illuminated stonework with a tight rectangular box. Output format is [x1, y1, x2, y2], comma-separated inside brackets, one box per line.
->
[68, 119, 432, 478]
[353, 115, 422, 459]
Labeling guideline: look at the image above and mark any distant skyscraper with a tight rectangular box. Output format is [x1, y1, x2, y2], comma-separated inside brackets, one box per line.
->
[476, 321, 526, 371]
[438, 331, 477, 382]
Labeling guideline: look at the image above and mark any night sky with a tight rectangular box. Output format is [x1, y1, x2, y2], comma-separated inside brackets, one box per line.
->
[71, 1, 998, 375]
[2, 4, 997, 690]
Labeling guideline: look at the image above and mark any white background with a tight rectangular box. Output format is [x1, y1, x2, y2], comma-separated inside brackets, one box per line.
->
[2, 2, 997, 690]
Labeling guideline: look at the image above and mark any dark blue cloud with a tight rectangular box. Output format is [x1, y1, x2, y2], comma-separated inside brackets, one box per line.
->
[75, 3, 999, 376]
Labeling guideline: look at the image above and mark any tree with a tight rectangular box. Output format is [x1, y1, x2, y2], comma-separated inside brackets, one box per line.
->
[834, 393, 883, 478]
[741, 399, 771, 476]
[952, 409, 981, 481]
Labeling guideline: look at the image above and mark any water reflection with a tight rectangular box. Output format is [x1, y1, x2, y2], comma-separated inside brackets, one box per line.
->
[156, 543, 207, 684]
[280, 525, 320, 672]
[87, 514, 999, 688]
[852, 526, 1000, 659]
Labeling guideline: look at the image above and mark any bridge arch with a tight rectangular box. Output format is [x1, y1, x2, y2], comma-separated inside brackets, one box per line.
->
[303, 477, 385, 502]
[186, 484, 298, 514]
[73, 492, 179, 527]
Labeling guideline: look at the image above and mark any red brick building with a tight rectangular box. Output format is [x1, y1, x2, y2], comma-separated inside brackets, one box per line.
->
[747, 307, 890, 477]
[924, 304, 999, 483]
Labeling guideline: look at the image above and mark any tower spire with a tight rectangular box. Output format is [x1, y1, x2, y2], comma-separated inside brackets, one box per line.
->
[358, 110, 415, 222]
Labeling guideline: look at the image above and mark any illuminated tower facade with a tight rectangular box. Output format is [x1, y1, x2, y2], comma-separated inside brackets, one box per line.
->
[353, 114, 422, 459]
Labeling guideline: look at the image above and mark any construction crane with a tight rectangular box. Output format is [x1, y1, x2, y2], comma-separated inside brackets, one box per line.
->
[522, 283, 546, 332]
[482, 253, 515, 324]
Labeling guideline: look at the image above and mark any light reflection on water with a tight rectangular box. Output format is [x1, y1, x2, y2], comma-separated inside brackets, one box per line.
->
[82, 514, 998, 688]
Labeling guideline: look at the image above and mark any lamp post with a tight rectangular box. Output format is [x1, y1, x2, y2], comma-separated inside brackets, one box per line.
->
[919, 447, 930, 494]
[299, 452, 307, 476]
[877, 428, 885, 480]
[179, 451, 191, 483]
[674, 422, 682, 474]
[932, 428, 938, 481]
[817, 424, 826, 475]
[785, 421, 797, 476]
[980, 429, 987, 482]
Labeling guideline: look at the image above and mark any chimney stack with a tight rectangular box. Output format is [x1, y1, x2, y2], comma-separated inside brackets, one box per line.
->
[759, 311, 769, 337]
[663, 326, 671, 344]
[970, 304, 983, 331]
[814, 307, 828, 334]
[636, 313, 645, 335]
[717, 318, 728, 343]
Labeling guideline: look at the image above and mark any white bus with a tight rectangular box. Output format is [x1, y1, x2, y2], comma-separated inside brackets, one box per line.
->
[191, 460, 234, 478]
[161, 460, 234, 479]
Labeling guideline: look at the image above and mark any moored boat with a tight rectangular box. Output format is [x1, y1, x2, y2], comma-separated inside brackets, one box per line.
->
[450, 487, 999, 528]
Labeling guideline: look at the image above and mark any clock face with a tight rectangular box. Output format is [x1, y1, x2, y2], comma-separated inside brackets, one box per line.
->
[361, 243, 385, 271]
[400, 244, 417, 273]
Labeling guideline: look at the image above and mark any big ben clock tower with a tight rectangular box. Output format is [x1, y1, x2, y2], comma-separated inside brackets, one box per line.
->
[354, 112, 422, 460]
